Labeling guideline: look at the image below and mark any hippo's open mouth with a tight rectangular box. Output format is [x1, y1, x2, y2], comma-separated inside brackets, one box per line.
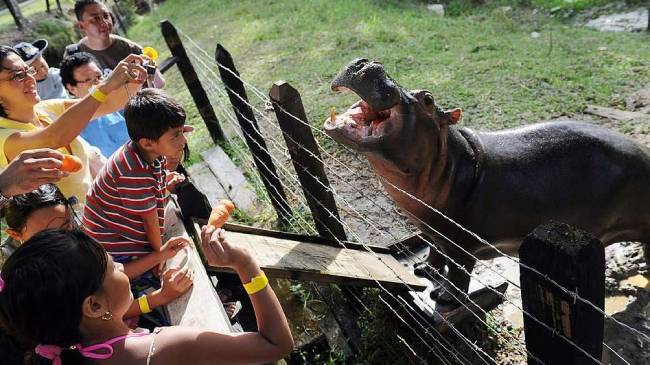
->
[324, 58, 405, 150]
[324, 99, 396, 140]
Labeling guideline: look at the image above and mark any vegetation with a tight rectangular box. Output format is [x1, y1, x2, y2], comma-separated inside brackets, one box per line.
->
[127, 0, 650, 162]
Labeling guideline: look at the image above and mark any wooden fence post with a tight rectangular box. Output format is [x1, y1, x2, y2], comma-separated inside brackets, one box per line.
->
[269, 81, 346, 241]
[4, 0, 26, 30]
[160, 20, 225, 143]
[520, 221, 605, 365]
[215, 44, 292, 227]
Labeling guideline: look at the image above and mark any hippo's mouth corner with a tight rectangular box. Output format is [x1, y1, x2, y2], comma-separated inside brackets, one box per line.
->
[324, 98, 397, 146]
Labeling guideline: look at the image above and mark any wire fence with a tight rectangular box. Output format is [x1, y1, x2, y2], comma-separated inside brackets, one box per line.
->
[165, 25, 646, 364]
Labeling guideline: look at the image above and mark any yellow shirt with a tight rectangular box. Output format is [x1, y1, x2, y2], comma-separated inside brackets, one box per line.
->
[0, 100, 92, 203]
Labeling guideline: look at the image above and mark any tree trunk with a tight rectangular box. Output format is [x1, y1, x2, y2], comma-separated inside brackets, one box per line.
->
[3, 0, 26, 30]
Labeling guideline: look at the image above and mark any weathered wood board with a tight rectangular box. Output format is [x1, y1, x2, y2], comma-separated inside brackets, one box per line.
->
[202, 226, 426, 291]
[163, 201, 232, 333]
[187, 161, 228, 206]
[201, 146, 260, 215]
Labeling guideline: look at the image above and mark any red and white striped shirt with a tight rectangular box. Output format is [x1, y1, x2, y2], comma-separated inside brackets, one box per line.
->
[83, 141, 166, 260]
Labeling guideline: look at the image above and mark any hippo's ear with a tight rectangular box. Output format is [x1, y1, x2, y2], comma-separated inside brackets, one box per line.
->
[445, 108, 463, 125]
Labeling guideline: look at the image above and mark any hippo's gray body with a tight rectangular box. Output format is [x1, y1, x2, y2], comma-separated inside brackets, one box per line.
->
[324, 58, 650, 310]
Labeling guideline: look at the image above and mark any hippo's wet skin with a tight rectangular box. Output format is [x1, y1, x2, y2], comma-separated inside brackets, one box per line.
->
[324, 58, 650, 312]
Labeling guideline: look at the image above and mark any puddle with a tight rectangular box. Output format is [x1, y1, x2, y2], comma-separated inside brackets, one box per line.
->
[605, 274, 650, 315]
[620, 274, 650, 289]
[605, 295, 631, 315]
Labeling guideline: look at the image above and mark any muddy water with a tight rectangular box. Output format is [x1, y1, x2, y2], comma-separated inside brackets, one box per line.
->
[605, 274, 650, 315]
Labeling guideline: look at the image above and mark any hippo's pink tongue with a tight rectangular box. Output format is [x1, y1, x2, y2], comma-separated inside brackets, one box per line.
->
[331, 58, 401, 111]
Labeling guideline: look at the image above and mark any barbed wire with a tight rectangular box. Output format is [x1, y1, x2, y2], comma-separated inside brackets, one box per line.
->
[174, 28, 643, 364]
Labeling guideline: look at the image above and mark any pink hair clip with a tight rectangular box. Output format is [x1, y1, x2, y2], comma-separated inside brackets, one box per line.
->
[0, 274, 5, 292]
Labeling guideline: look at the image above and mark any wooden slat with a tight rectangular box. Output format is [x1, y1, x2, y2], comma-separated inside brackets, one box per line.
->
[222, 222, 392, 254]
[205, 229, 426, 291]
[163, 201, 232, 333]
[201, 146, 260, 215]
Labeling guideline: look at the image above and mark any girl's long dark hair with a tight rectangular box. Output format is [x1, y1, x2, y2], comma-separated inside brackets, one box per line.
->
[1, 184, 69, 231]
[0, 229, 108, 364]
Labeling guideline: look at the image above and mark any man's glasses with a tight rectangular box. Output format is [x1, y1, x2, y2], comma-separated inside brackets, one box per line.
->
[1, 67, 37, 83]
[76, 74, 103, 85]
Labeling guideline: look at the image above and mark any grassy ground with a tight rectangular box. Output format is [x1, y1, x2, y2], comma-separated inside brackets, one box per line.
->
[127, 0, 650, 165]
[0, 0, 75, 31]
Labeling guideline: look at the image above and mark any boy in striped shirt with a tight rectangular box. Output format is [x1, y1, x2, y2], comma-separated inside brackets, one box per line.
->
[83, 89, 190, 280]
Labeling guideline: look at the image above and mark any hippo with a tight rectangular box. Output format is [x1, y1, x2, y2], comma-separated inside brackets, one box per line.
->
[323, 58, 650, 312]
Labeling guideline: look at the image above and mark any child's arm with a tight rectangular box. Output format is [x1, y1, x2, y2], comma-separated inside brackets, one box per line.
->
[155, 227, 293, 364]
[123, 267, 193, 319]
[142, 208, 163, 251]
[123, 236, 188, 279]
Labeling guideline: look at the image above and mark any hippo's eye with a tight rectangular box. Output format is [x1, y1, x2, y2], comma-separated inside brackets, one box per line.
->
[423, 94, 434, 105]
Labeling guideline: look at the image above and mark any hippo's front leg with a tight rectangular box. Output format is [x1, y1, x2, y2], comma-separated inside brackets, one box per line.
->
[428, 241, 477, 313]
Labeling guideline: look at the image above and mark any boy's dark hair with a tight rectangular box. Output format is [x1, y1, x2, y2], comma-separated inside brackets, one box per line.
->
[125, 88, 186, 142]
[1, 184, 70, 231]
[0, 46, 20, 118]
[74, 0, 103, 20]
[0, 229, 107, 364]
[59, 52, 99, 94]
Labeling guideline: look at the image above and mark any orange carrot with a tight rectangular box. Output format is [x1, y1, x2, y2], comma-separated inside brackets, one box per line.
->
[60, 155, 83, 173]
[208, 205, 230, 228]
[219, 199, 235, 214]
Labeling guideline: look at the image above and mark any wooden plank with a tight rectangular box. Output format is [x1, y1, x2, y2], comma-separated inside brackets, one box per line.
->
[520, 221, 605, 365]
[201, 146, 261, 215]
[584, 105, 650, 122]
[163, 201, 232, 333]
[159, 56, 178, 74]
[215, 44, 292, 226]
[269, 81, 347, 241]
[187, 161, 228, 207]
[160, 20, 225, 142]
[205, 229, 426, 291]
[222, 222, 391, 254]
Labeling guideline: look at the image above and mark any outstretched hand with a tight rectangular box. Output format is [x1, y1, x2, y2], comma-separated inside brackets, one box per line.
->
[101, 54, 147, 93]
[0, 149, 69, 197]
[159, 236, 189, 261]
[200, 226, 253, 270]
[159, 267, 194, 301]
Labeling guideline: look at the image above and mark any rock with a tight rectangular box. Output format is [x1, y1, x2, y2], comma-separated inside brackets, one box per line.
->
[598, 46, 608, 51]
[498, 6, 512, 13]
[427, 4, 445, 16]
[530, 32, 541, 39]
[626, 88, 650, 113]
[585, 8, 649, 32]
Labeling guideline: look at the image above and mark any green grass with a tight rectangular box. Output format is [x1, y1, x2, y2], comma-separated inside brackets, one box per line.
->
[0, 0, 75, 32]
[126, 0, 650, 160]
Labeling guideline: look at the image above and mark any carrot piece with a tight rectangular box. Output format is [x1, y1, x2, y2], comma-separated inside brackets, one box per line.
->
[60, 155, 83, 173]
[219, 199, 235, 214]
[208, 205, 230, 228]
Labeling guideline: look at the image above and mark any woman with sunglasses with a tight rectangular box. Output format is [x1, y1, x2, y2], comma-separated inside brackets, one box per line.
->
[0, 45, 145, 203]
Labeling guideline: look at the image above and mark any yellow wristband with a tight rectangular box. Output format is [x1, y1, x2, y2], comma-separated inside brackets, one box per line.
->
[243, 272, 268, 295]
[138, 295, 152, 314]
[89, 87, 107, 103]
